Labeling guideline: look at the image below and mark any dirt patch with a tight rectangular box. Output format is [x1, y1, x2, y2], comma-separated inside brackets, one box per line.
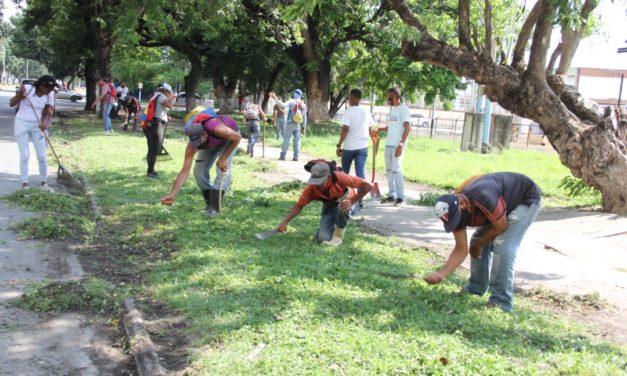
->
[520, 288, 627, 345]
[75, 221, 193, 374]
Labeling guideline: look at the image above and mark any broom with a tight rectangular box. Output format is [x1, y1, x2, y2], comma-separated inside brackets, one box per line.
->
[25, 98, 83, 190]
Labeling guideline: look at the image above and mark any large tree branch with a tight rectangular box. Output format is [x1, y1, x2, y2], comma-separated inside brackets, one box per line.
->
[511, 0, 542, 70]
[458, 0, 472, 50]
[524, 0, 555, 83]
[556, 0, 599, 75]
[547, 43, 562, 73]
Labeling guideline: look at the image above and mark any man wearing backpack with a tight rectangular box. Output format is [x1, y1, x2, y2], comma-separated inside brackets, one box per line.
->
[161, 108, 241, 217]
[276, 161, 372, 246]
[272, 97, 287, 140]
[143, 83, 176, 178]
[91, 77, 118, 134]
[243, 100, 266, 157]
[270, 89, 307, 161]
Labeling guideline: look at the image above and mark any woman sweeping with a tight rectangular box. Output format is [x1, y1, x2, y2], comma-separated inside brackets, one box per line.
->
[9, 74, 58, 191]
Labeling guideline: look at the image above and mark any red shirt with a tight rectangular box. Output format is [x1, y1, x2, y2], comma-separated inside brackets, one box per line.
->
[296, 172, 364, 208]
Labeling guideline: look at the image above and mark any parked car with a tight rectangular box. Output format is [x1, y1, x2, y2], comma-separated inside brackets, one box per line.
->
[410, 113, 430, 128]
[175, 92, 202, 107]
[55, 89, 83, 102]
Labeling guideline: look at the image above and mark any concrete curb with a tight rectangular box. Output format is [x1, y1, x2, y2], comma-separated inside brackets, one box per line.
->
[123, 298, 166, 376]
[80, 176, 102, 219]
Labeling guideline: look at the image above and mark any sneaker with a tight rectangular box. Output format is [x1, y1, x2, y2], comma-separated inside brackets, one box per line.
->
[147, 172, 159, 179]
[381, 196, 395, 204]
[22, 183, 30, 190]
[278, 157, 285, 161]
[292, 158, 299, 161]
[322, 237, 342, 246]
[40, 182, 55, 193]
[393, 198, 404, 207]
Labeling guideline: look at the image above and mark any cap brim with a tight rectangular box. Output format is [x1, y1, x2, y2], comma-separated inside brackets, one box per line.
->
[308, 175, 328, 185]
[189, 137, 203, 148]
[443, 208, 462, 233]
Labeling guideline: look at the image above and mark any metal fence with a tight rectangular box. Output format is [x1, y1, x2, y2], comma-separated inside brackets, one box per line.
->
[373, 112, 465, 142]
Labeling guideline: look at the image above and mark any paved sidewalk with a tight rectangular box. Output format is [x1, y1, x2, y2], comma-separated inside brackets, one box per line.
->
[0, 92, 126, 375]
[253, 142, 627, 319]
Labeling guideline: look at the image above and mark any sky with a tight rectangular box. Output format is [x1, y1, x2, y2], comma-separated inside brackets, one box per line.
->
[2, 0, 626, 69]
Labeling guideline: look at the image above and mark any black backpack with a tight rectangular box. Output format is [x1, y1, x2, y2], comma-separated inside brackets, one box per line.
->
[304, 159, 341, 183]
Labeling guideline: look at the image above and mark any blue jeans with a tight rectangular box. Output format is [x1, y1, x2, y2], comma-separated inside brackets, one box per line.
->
[465, 200, 542, 311]
[275, 117, 286, 139]
[193, 144, 237, 191]
[384, 146, 404, 200]
[341, 147, 368, 179]
[280, 122, 301, 160]
[103, 102, 113, 131]
[247, 120, 260, 152]
[315, 201, 360, 242]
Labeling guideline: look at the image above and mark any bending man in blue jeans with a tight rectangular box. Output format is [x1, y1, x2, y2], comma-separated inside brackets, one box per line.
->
[336, 89, 374, 208]
[277, 162, 372, 246]
[425, 172, 542, 312]
[161, 109, 241, 217]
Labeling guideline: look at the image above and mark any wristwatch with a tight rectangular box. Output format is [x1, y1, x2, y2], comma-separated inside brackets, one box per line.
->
[336, 144, 342, 148]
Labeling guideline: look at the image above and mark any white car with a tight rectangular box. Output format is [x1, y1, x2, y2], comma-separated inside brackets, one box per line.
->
[55, 89, 83, 102]
[410, 113, 430, 128]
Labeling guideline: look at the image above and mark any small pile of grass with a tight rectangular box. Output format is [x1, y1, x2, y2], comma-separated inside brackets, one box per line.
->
[15, 278, 124, 314]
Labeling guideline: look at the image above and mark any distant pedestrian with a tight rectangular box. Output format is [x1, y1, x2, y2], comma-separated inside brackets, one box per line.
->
[9, 74, 58, 192]
[161, 108, 241, 217]
[122, 96, 140, 132]
[272, 97, 287, 139]
[277, 161, 372, 246]
[336, 88, 374, 183]
[243, 100, 266, 157]
[91, 77, 118, 134]
[427, 172, 542, 312]
[144, 83, 176, 178]
[116, 80, 129, 121]
[377, 87, 410, 207]
[270, 90, 307, 161]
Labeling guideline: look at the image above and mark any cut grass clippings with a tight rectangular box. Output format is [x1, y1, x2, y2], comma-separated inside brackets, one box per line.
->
[3, 190, 95, 241]
[44, 116, 626, 375]
[15, 278, 125, 314]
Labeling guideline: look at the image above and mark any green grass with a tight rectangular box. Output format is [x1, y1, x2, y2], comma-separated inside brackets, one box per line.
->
[46, 116, 625, 375]
[263, 121, 601, 208]
[2, 190, 95, 240]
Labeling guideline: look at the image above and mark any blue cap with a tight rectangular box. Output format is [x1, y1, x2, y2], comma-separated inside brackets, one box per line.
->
[434, 194, 461, 232]
[293, 89, 302, 99]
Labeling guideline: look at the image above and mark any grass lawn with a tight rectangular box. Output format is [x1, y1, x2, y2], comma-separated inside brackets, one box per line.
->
[40, 116, 624, 374]
[261, 119, 600, 208]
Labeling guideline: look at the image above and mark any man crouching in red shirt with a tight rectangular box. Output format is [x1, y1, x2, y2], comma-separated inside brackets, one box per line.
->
[277, 162, 372, 246]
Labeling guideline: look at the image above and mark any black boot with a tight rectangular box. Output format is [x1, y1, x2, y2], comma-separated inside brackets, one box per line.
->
[202, 189, 219, 217]
[210, 188, 223, 215]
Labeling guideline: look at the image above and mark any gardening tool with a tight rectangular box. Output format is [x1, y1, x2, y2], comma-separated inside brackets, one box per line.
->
[25, 97, 83, 190]
[369, 129, 382, 199]
[255, 229, 280, 240]
[158, 123, 172, 160]
[262, 117, 265, 158]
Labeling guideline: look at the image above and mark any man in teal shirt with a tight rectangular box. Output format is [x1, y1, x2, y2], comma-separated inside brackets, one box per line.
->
[377, 87, 410, 206]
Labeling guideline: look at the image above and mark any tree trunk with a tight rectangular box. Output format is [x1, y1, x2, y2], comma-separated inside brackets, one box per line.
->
[303, 57, 332, 122]
[84, 58, 97, 112]
[213, 75, 237, 114]
[329, 84, 349, 119]
[386, 0, 627, 213]
[184, 52, 202, 113]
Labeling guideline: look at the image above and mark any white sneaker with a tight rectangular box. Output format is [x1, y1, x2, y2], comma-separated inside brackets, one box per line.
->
[40, 183, 55, 193]
[22, 183, 30, 190]
[322, 237, 343, 246]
